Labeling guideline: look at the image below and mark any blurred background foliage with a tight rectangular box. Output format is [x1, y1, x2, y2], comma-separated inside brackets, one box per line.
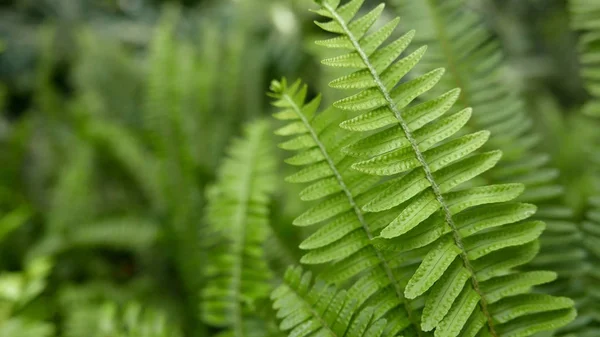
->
[0, 0, 599, 336]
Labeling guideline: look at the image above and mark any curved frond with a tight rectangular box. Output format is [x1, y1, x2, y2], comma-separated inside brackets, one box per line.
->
[201, 120, 277, 335]
[311, 1, 576, 336]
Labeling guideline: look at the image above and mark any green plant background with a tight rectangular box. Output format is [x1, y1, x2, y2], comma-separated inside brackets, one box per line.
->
[0, 0, 598, 336]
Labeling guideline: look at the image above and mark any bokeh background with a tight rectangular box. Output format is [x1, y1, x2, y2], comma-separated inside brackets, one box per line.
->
[0, 0, 598, 336]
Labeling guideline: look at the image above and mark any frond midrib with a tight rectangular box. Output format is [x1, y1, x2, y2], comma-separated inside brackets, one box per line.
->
[281, 93, 421, 335]
[322, 3, 497, 335]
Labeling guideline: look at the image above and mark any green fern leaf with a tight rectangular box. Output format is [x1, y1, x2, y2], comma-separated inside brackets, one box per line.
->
[201, 120, 276, 335]
[311, 1, 576, 336]
[270, 78, 421, 336]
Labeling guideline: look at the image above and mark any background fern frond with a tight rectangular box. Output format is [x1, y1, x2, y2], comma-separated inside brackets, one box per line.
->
[311, 1, 576, 336]
[0, 256, 54, 336]
[570, 0, 600, 117]
[201, 119, 277, 335]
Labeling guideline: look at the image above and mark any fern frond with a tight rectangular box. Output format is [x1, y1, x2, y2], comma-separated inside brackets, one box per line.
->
[271, 266, 408, 337]
[392, 0, 583, 284]
[311, 0, 575, 336]
[270, 78, 422, 336]
[571, 0, 600, 117]
[201, 120, 277, 336]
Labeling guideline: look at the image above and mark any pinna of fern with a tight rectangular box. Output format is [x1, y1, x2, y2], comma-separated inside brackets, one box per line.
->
[200, 119, 279, 336]
[390, 0, 584, 285]
[269, 0, 578, 336]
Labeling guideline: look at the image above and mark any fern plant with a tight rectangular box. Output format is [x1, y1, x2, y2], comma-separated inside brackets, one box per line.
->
[201, 120, 279, 337]
[269, 0, 576, 336]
